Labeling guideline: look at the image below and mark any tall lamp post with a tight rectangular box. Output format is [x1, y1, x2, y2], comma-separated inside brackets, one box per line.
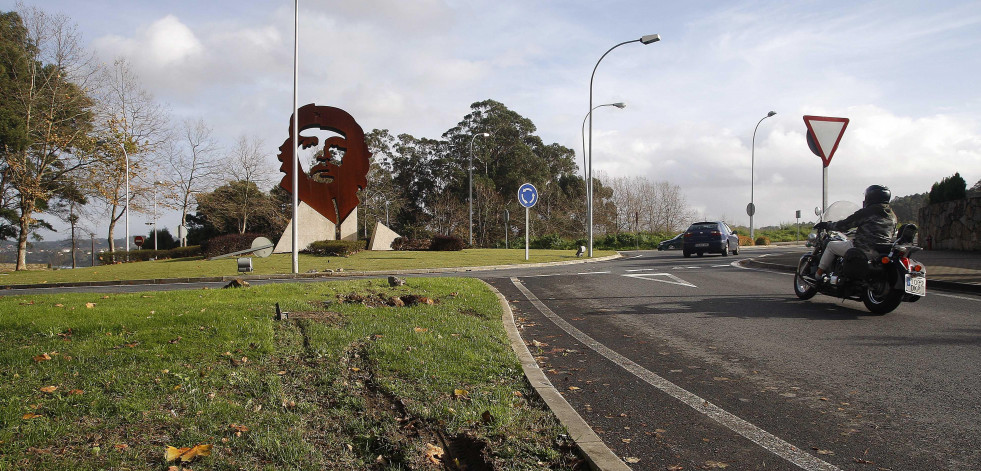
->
[750, 111, 776, 240]
[581, 102, 625, 239]
[469, 132, 490, 246]
[120, 142, 130, 259]
[588, 34, 660, 257]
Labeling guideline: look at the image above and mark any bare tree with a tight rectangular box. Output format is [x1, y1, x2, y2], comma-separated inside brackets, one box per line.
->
[3, 4, 99, 269]
[88, 57, 169, 253]
[160, 118, 221, 244]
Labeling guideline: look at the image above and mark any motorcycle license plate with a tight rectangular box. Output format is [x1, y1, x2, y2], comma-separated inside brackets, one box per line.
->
[905, 274, 926, 296]
[695, 243, 709, 248]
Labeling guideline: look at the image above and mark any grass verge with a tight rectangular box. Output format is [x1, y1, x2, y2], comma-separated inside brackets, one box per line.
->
[0, 249, 617, 286]
[0, 278, 585, 470]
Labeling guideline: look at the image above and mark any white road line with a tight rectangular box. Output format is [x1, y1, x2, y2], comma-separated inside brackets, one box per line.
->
[933, 292, 981, 302]
[511, 277, 840, 471]
[576, 271, 612, 275]
[625, 268, 659, 272]
[623, 273, 697, 288]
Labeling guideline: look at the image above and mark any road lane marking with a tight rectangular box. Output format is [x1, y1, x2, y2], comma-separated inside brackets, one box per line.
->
[577, 271, 612, 275]
[511, 277, 840, 471]
[623, 273, 697, 288]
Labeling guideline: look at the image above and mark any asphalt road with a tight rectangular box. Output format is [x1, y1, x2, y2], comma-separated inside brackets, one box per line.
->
[486, 247, 981, 470]
[5, 247, 979, 469]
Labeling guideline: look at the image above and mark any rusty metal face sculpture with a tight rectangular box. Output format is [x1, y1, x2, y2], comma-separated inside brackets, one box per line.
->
[277, 104, 372, 225]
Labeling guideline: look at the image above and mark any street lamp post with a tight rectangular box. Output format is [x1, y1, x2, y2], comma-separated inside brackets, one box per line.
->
[750, 111, 776, 240]
[120, 142, 130, 259]
[152, 181, 164, 251]
[469, 132, 490, 246]
[588, 34, 660, 257]
[581, 102, 625, 240]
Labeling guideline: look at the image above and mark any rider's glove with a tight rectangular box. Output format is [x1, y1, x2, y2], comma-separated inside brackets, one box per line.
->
[814, 221, 831, 230]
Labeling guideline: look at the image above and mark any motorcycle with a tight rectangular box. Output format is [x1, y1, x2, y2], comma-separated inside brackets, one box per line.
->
[793, 201, 927, 315]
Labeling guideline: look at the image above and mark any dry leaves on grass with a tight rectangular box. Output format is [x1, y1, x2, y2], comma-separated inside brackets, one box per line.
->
[164, 444, 212, 463]
[424, 443, 444, 464]
[33, 353, 52, 362]
[22, 413, 42, 420]
[39, 386, 57, 394]
[703, 461, 728, 469]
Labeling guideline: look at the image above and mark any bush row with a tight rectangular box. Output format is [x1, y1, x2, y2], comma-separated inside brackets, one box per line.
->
[302, 240, 367, 257]
[99, 245, 202, 264]
[391, 235, 467, 251]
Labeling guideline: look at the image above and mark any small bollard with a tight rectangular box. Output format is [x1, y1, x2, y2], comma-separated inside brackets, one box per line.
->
[237, 257, 253, 273]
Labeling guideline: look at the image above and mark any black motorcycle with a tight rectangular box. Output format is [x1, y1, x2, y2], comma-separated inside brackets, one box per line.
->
[793, 202, 926, 315]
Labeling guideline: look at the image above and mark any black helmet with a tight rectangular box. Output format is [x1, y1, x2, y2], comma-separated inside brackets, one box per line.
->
[864, 185, 891, 206]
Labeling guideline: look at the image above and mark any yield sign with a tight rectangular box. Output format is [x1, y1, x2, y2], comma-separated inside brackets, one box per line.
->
[803, 115, 849, 167]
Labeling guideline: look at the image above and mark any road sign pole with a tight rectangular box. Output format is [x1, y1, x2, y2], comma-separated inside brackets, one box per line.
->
[822, 166, 828, 221]
[525, 206, 529, 261]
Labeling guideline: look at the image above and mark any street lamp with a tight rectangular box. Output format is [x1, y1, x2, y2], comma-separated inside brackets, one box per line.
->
[152, 181, 164, 251]
[581, 102, 625, 237]
[120, 142, 130, 258]
[750, 110, 776, 240]
[588, 34, 660, 257]
[469, 132, 490, 246]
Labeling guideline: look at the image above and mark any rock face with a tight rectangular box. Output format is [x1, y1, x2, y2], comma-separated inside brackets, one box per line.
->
[917, 197, 981, 251]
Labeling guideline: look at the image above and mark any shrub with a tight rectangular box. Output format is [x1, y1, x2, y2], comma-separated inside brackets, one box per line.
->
[929, 172, 967, 204]
[430, 234, 465, 251]
[97, 245, 204, 265]
[303, 240, 366, 257]
[392, 237, 431, 251]
[201, 233, 263, 258]
[530, 234, 569, 250]
[169, 245, 203, 259]
[754, 236, 771, 246]
[738, 235, 754, 246]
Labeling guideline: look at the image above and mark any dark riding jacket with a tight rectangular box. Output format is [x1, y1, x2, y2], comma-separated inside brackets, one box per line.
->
[830, 203, 898, 251]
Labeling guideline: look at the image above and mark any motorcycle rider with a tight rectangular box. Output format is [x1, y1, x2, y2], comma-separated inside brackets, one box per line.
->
[813, 185, 898, 282]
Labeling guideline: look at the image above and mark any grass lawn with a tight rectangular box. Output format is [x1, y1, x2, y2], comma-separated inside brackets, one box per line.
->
[0, 277, 585, 470]
[0, 249, 617, 286]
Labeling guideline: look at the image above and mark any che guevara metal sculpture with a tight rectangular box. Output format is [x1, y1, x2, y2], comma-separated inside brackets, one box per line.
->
[277, 104, 372, 226]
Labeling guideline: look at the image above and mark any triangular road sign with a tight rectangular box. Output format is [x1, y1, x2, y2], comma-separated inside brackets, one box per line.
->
[803, 115, 849, 167]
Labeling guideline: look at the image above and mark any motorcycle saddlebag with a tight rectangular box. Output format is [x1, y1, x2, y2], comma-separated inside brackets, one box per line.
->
[840, 247, 871, 278]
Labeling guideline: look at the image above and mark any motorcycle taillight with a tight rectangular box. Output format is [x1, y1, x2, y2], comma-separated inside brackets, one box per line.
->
[899, 257, 911, 271]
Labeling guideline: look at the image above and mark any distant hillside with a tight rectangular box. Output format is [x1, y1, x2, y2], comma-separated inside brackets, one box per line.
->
[891, 192, 928, 224]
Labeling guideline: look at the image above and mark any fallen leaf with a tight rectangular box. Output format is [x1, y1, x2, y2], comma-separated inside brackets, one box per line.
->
[169, 337, 182, 344]
[33, 353, 52, 362]
[424, 443, 444, 464]
[567, 386, 581, 391]
[667, 466, 684, 471]
[115, 444, 128, 450]
[621, 438, 632, 443]
[481, 410, 494, 424]
[413, 327, 428, 333]
[813, 448, 835, 455]
[86, 303, 95, 308]
[704, 461, 729, 469]
[22, 413, 42, 420]
[54, 304, 64, 307]
[624, 457, 641, 463]
[164, 444, 213, 462]
[229, 424, 249, 433]
[39, 386, 58, 393]
[68, 389, 84, 395]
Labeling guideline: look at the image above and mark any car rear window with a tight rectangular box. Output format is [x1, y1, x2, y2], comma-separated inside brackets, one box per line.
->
[688, 223, 717, 231]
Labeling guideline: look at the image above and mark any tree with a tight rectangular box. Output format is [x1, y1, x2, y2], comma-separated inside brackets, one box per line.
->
[160, 118, 221, 244]
[194, 180, 286, 237]
[929, 172, 967, 204]
[1, 5, 97, 269]
[89, 57, 169, 253]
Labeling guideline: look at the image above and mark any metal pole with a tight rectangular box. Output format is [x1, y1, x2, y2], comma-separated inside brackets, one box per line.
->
[750, 111, 775, 240]
[469, 137, 474, 246]
[385, 200, 389, 226]
[822, 166, 828, 221]
[525, 206, 529, 261]
[121, 143, 129, 259]
[589, 35, 658, 257]
[581, 103, 624, 243]
[291, 0, 299, 274]
[90, 233, 95, 267]
[153, 183, 158, 251]
[504, 209, 509, 249]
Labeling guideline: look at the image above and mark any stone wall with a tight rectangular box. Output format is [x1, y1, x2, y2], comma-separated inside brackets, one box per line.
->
[917, 196, 981, 251]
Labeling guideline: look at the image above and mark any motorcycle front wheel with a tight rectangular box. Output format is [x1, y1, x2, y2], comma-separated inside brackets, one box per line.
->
[794, 256, 817, 300]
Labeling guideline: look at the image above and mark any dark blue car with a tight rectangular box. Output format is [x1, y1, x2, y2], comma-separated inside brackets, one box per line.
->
[682, 221, 739, 257]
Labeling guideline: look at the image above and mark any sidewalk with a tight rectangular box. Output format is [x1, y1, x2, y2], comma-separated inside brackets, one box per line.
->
[741, 247, 981, 294]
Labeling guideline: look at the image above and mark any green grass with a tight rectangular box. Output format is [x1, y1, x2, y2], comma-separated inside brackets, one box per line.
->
[0, 278, 583, 470]
[0, 249, 617, 286]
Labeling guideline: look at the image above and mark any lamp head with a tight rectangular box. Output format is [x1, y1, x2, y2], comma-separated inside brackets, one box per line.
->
[613, 102, 626, 109]
[480, 132, 490, 137]
[767, 111, 776, 117]
[640, 34, 660, 44]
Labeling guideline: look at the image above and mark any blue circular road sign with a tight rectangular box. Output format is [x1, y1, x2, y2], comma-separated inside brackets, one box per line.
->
[518, 183, 538, 208]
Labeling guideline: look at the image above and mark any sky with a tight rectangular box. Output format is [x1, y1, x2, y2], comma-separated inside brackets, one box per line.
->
[6, 0, 981, 241]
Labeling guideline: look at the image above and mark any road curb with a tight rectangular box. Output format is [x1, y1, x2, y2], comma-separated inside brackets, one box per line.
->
[0, 254, 622, 291]
[737, 259, 981, 295]
[484, 281, 630, 471]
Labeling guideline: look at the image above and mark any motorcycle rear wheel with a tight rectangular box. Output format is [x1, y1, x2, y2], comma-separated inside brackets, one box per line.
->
[794, 257, 817, 300]
[862, 284, 903, 315]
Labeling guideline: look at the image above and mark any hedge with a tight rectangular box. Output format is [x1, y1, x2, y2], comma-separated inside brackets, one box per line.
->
[98, 245, 203, 264]
[302, 240, 366, 256]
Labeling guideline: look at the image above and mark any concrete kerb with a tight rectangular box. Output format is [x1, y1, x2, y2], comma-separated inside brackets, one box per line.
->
[484, 280, 631, 471]
[736, 257, 981, 295]
[0, 254, 623, 291]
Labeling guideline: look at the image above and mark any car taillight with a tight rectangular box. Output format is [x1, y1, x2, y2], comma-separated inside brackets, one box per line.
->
[684, 233, 691, 238]
[710, 231, 721, 236]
